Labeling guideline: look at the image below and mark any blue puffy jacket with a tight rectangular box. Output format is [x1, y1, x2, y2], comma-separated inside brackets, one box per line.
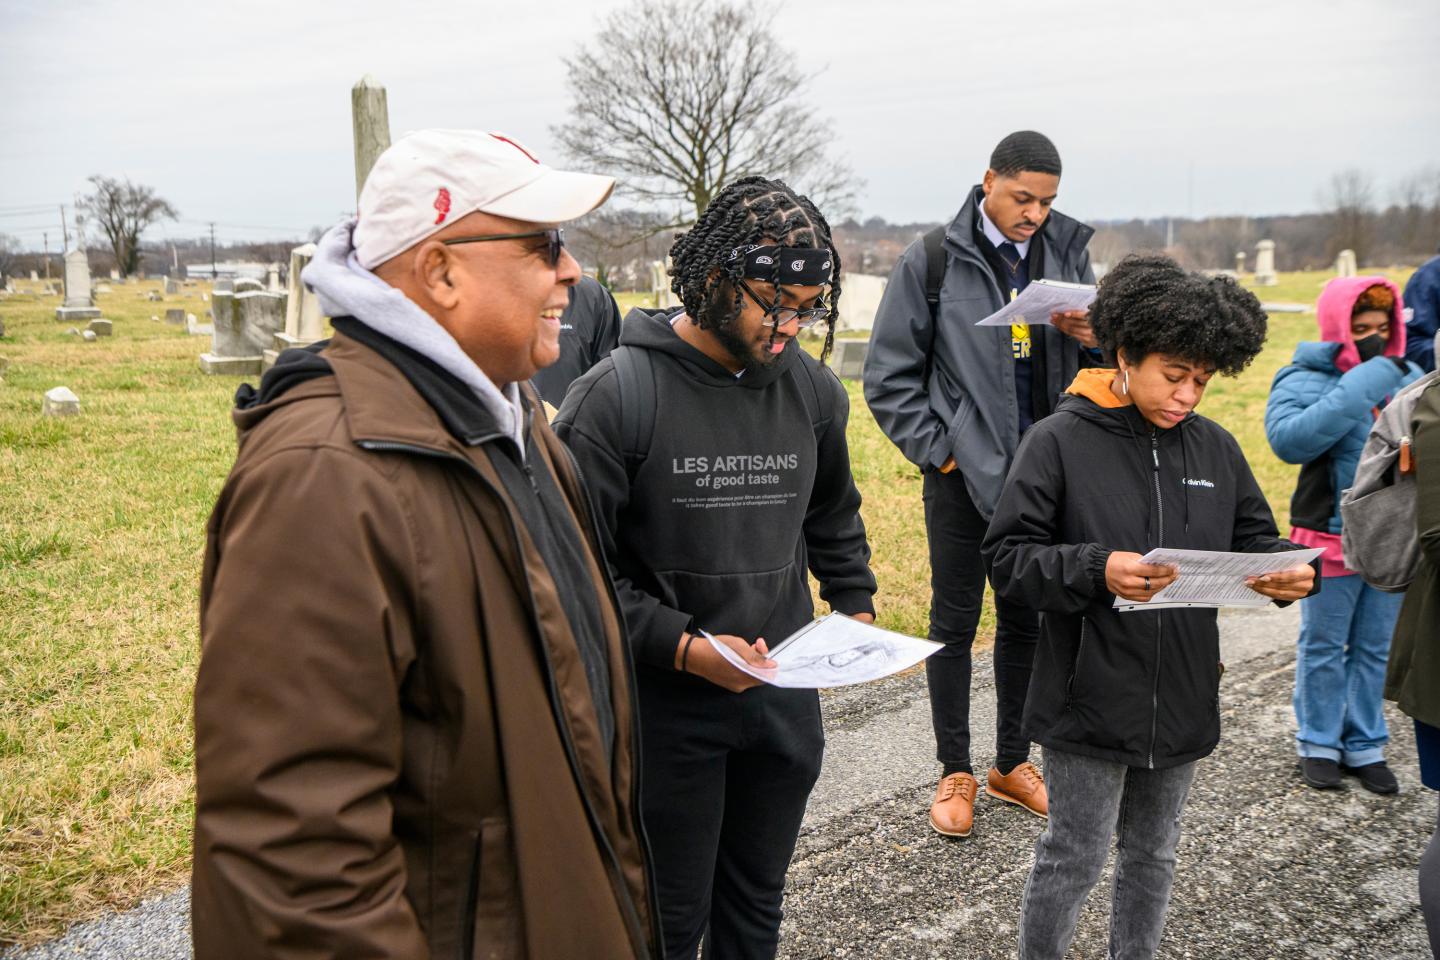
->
[1265, 341, 1422, 533]
[1404, 255, 1440, 372]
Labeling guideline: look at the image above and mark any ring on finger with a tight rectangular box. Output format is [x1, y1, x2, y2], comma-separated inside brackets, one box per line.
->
[1144, 576, 1151, 591]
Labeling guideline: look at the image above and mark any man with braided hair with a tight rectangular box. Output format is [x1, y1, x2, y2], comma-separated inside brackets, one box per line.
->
[555, 176, 877, 959]
[865, 130, 1099, 839]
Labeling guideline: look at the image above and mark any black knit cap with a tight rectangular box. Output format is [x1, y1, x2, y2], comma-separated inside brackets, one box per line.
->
[989, 130, 1062, 178]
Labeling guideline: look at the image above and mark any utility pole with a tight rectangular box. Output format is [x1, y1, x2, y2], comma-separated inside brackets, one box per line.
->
[209, 222, 217, 278]
[59, 204, 69, 252]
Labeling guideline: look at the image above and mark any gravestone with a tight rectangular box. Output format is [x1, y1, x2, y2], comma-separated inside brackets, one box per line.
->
[266, 263, 282, 292]
[234, 277, 263, 293]
[165, 277, 180, 295]
[200, 290, 286, 374]
[1253, 240, 1278, 286]
[832, 273, 888, 333]
[165, 308, 186, 325]
[650, 260, 679, 308]
[81, 329, 97, 342]
[94, 283, 112, 294]
[1235, 251, 1246, 274]
[42, 386, 80, 416]
[1335, 249, 1358, 277]
[29, 270, 38, 281]
[87, 319, 112, 337]
[352, 75, 391, 200]
[202, 293, 210, 302]
[109, 269, 120, 281]
[187, 314, 213, 337]
[831, 339, 870, 380]
[147, 290, 161, 302]
[56, 249, 103, 321]
[263, 243, 326, 371]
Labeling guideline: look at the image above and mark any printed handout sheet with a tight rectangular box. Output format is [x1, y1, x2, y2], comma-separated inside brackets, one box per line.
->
[703, 613, 941, 689]
[975, 278, 1097, 327]
[1113, 547, 1322, 612]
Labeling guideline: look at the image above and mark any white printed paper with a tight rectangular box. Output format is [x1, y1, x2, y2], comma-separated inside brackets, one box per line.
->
[974, 279, 1097, 327]
[1113, 547, 1322, 612]
[703, 614, 941, 689]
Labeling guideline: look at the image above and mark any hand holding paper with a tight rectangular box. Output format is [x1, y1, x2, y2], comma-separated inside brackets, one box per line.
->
[975, 279, 1097, 327]
[703, 614, 939, 689]
[1112, 547, 1321, 611]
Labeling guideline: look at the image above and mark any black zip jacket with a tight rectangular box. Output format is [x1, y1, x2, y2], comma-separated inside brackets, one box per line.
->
[554, 308, 877, 670]
[981, 393, 1312, 769]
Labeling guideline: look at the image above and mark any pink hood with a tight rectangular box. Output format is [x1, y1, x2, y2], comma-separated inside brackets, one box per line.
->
[1315, 275, 1407, 373]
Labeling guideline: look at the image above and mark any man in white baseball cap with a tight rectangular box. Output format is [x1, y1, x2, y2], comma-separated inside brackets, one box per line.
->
[193, 130, 662, 959]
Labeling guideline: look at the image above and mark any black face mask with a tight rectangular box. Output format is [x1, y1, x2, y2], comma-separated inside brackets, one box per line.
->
[1355, 333, 1387, 363]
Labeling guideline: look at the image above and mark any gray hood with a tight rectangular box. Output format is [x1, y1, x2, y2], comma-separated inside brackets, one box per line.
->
[302, 219, 526, 453]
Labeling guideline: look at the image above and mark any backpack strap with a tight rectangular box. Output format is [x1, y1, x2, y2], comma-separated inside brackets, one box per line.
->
[790, 355, 832, 443]
[922, 225, 947, 320]
[611, 345, 657, 473]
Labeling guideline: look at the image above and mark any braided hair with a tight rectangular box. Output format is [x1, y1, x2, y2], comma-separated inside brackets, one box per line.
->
[668, 176, 842, 365]
[1089, 254, 1267, 376]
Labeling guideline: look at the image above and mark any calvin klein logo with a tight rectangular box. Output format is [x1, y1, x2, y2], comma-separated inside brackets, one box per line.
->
[1182, 477, 1215, 488]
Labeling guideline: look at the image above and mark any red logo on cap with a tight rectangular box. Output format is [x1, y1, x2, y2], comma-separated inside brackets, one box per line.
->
[490, 134, 540, 164]
[433, 187, 452, 225]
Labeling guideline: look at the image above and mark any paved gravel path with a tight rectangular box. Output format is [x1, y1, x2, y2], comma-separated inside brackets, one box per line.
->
[7, 604, 1434, 958]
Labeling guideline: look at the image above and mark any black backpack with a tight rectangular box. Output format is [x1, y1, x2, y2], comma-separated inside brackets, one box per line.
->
[610, 345, 832, 474]
[921, 225, 948, 320]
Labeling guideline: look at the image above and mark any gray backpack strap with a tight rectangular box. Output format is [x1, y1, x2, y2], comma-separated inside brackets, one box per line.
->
[611, 345, 657, 472]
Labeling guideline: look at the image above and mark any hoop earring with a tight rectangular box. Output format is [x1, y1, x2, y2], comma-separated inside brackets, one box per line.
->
[1121, 368, 1131, 396]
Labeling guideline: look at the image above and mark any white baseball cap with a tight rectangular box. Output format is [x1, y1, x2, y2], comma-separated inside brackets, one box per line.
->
[353, 128, 615, 269]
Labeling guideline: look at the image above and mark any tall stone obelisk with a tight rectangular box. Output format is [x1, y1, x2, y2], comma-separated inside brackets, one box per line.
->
[352, 75, 392, 201]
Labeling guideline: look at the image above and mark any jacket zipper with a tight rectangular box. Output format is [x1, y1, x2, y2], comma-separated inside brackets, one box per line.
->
[1065, 616, 1088, 708]
[356, 438, 655, 958]
[1149, 429, 1163, 769]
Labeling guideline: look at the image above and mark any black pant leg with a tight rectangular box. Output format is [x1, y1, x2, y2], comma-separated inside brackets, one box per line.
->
[922, 468, 990, 771]
[637, 668, 739, 960]
[993, 587, 1040, 770]
[705, 687, 824, 959]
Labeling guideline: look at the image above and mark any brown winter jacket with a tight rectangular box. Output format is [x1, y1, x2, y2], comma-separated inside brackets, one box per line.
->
[1387, 380, 1440, 729]
[193, 331, 659, 959]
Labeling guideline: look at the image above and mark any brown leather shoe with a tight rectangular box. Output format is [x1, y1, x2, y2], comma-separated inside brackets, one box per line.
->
[929, 772, 978, 837]
[986, 761, 1049, 818]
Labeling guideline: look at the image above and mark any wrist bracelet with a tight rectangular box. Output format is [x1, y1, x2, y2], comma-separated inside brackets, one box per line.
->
[679, 633, 697, 673]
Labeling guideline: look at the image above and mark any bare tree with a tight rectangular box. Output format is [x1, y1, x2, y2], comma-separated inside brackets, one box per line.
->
[78, 175, 178, 277]
[0, 233, 19, 281]
[1321, 168, 1375, 266]
[554, 0, 861, 224]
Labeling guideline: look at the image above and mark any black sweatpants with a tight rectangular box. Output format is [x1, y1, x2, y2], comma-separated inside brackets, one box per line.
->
[637, 666, 824, 960]
[922, 467, 1040, 774]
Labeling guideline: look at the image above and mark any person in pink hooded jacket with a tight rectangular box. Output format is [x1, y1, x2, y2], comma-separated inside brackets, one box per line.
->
[1265, 277, 1423, 793]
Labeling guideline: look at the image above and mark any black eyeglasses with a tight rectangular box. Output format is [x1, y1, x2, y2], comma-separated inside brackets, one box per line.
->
[441, 227, 566, 267]
[737, 279, 831, 329]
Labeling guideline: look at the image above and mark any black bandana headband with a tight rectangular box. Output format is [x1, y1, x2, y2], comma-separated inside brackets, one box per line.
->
[727, 244, 834, 286]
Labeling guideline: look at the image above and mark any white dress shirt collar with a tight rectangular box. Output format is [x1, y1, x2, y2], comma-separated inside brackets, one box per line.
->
[979, 196, 1030, 259]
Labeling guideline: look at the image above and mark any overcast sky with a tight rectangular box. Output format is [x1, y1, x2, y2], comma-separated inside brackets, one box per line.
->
[2, 0, 1436, 249]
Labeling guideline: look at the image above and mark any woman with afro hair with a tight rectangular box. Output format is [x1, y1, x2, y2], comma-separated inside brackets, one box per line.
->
[1265, 277, 1422, 794]
[981, 254, 1317, 959]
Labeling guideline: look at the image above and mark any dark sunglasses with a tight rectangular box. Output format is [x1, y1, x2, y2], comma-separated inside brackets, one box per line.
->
[737, 279, 831, 329]
[441, 227, 566, 267]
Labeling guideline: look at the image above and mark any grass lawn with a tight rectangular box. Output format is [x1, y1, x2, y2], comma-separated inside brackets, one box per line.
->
[0, 268, 1414, 944]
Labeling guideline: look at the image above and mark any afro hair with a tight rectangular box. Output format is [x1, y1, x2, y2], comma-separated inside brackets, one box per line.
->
[1088, 254, 1268, 376]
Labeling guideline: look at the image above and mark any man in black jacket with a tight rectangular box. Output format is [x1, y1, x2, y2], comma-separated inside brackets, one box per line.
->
[864, 131, 1098, 838]
[556, 176, 877, 960]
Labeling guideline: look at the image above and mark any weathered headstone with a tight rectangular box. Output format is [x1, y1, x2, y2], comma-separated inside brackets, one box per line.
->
[1235, 251, 1246, 274]
[1335, 249, 1358, 277]
[109, 269, 120, 281]
[650, 260, 679, 308]
[263, 243, 326, 371]
[266, 263, 282, 292]
[831, 339, 870, 380]
[200, 290, 286, 374]
[147, 290, 162, 302]
[29, 270, 38, 282]
[56, 249, 103, 321]
[187, 314, 213, 337]
[352, 74, 392, 200]
[81, 329, 97, 342]
[87, 319, 112, 337]
[164, 277, 180, 295]
[42, 386, 80, 415]
[165, 308, 186, 325]
[1253, 240, 1278, 286]
[234, 277, 263, 293]
[832, 273, 888, 333]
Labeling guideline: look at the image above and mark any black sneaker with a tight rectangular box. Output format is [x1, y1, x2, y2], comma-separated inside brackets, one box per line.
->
[1299, 757, 1343, 789]
[1341, 762, 1399, 795]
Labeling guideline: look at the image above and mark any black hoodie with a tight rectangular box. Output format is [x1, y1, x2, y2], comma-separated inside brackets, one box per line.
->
[554, 308, 877, 671]
[981, 391, 1311, 769]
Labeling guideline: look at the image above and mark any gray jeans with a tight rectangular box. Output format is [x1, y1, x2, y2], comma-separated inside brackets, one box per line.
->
[1018, 747, 1197, 960]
